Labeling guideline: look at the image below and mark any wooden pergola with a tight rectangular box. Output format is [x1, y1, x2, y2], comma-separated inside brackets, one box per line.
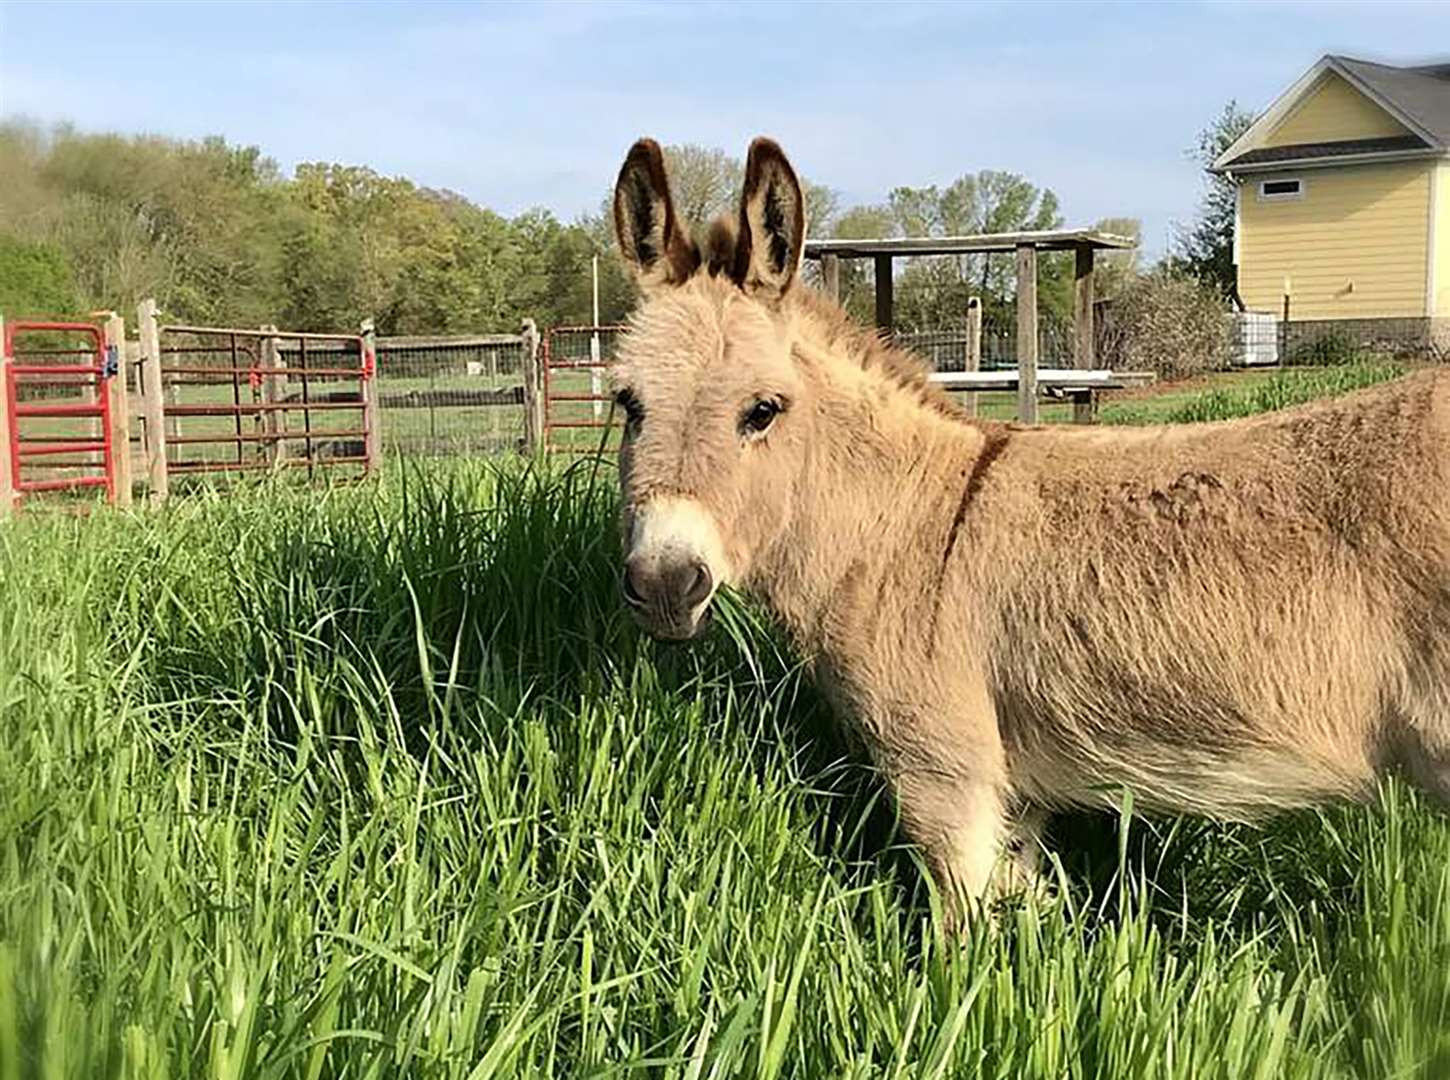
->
[804, 229, 1139, 422]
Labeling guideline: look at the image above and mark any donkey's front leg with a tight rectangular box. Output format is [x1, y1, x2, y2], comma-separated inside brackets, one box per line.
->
[895, 770, 1008, 927]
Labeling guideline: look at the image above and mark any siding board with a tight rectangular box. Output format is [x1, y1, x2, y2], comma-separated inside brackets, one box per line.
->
[1238, 161, 1431, 319]
[1264, 73, 1411, 147]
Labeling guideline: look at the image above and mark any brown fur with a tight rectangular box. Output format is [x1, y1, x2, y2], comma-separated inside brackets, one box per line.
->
[610, 136, 1450, 924]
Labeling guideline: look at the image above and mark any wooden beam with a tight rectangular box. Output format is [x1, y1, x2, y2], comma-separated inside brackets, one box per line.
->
[822, 253, 840, 303]
[103, 312, 133, 508]
[1073, 244, 1096, 424]
[804, 228, 1138, 260]
[0, 315, 13, 517]
[874, 254, 894, 336]
[963, 296, 982, 419]
[1015, 244, 1038, 424]
[136, 298, 169, 504]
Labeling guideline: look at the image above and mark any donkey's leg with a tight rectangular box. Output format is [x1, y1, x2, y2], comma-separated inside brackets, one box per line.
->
[995, 804, 1051, 897]
[1398, 694, 1450, 807]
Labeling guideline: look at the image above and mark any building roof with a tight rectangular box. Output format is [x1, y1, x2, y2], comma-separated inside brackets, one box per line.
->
[1224, 134, 1429, 168]
[1214, 54, 1450, 173]
[1333, 56, 1450, 146]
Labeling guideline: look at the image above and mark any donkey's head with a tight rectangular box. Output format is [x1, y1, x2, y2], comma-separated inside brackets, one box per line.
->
[610, 136, 810, 640]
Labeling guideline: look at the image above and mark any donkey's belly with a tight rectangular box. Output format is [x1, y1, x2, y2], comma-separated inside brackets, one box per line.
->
[991, 612, 1385, 818]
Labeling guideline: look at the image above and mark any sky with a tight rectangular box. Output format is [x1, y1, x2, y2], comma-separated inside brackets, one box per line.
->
[2, 0, 1448, 260]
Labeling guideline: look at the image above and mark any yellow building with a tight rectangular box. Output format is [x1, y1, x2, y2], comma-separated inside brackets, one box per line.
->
[1214, 54, 1450, 353]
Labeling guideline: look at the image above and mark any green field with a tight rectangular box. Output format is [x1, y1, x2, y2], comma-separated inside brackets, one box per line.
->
[2, 363, 1448, 1077]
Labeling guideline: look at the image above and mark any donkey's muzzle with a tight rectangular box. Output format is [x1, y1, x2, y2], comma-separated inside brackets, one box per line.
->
[622, 556, 714, 639]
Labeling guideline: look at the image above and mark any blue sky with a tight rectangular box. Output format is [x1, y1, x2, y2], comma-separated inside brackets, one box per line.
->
[2, 1, 1447, 258]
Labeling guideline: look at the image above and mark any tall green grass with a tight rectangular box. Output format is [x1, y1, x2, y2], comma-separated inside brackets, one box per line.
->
[1102, 362, 1407, 426]
[2, 425, 1448, 1075]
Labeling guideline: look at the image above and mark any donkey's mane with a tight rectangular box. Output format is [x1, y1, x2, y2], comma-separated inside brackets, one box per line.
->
[700, 212, 967, 422]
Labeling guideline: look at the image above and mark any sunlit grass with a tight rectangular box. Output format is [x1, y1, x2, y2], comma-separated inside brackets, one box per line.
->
[1, 373, 1447, 1076]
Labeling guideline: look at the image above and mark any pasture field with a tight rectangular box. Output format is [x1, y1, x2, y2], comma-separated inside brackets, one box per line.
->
[2, 363, 1448, 1078]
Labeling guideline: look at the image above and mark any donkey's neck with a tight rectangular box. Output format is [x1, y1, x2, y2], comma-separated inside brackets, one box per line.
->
[748, 332, 991, 651]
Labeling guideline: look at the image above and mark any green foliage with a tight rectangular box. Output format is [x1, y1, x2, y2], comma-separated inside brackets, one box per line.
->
[0, 121, 630, 333]
[1170, 101, 1255, 298]
[1103, 362, 1406, 425]
[2, 415, 1448, 1073]
[0, 234, 79, 316]
[1287, 330, 1366, 368]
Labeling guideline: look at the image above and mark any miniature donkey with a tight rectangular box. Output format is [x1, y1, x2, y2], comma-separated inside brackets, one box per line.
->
[607, 135, 1450, 924]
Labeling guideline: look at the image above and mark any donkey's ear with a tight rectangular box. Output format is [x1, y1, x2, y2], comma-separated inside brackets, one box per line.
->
[731, 137, 805, 301]
[613, 138, 700, 290]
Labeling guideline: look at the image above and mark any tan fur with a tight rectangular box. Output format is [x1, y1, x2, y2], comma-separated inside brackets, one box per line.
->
[610, 137, 1450, 925]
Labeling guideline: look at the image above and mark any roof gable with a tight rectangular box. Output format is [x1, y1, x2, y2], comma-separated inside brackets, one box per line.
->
[1214, 55, 1450, 173]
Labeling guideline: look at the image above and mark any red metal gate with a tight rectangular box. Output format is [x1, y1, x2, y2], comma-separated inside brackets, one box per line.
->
[3, 320, 117, 503]
[543, 324, 625, 454]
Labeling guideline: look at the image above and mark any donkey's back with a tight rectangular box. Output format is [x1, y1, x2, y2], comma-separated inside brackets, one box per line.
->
[977, 368, 1450, 817]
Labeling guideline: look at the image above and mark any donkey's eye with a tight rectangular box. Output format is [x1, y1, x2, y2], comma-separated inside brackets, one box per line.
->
[741, 398, 783, 437]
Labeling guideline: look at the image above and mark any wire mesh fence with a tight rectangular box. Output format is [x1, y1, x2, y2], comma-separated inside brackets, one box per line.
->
[375, 335, 528, 456]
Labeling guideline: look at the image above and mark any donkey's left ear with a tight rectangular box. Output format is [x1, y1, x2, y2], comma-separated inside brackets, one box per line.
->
[731, 137, 805, 301]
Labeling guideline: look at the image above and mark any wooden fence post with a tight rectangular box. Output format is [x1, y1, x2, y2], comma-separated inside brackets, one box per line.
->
[1073, 244, 1097, 424]
[103, 312, 133, 508]
[1015, 244, 1039, 424]
[964, 296, 982, 419]
[0, 315, 13, 517]
[873, 254, 894, 337]
[360, 318, 382, 474]
[822, 253, 841, 303]
[520, 318, 544, 457]
[259, 325, 285, 466]
[136, 298, 169, 504]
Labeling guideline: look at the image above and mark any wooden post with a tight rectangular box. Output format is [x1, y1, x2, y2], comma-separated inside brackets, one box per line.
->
[962, 296, 982, 419]
[259, 325, 285, 466]
[0, 315, 13, 518]
[520, 318, 544, 456]
[1015, 244, 1039, 424]
[136, 298, 169, 503]
[873, 254, 894, 337]
[1073, 244, 1097, 424]
[360, 319, 382, 474]
[103, 312, 133, 508]
[822, 253, 841, 303]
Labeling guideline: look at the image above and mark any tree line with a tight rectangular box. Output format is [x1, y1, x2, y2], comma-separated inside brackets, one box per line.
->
[0, 112, 1245, 337]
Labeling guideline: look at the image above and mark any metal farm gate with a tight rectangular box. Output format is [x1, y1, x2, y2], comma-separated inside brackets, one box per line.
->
[543, 324, 625, 454]
[1, 318, 125, 508]
[135, 310, 379, 496]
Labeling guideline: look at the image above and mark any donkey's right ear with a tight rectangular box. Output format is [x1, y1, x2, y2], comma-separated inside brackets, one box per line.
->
[613, 138, 700, 291]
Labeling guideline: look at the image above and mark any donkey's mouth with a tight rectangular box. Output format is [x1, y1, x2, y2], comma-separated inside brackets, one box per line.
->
[632, 603, 714, 643]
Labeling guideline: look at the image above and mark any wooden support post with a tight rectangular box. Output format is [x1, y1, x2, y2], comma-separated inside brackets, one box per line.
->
[964, 296, 982, 419]
[520, 318, 544, 457]
[1073, 244, 1096, 424]
[0, 315, 13, 518]
[822, 253, 841, 303]
[360, 319, 382, 474]
[103, 312, 133, 507]
[259, 325, 285, 466]
[137, 298, 169, 504]
[1015, 244, 1039, 424]
[873, 254, 894, 337]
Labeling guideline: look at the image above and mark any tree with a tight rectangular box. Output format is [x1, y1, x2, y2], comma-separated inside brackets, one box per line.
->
[1172, 101, 1254, 298]
[1091, 216, 1143, 299]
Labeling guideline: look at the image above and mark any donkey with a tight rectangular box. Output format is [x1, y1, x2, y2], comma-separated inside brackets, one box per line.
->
[608, 135, 1450, 923]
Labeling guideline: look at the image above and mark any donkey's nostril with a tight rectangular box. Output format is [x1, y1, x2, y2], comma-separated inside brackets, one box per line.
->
[621, 562, 649, 608]
[681, 561, 713, 608]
